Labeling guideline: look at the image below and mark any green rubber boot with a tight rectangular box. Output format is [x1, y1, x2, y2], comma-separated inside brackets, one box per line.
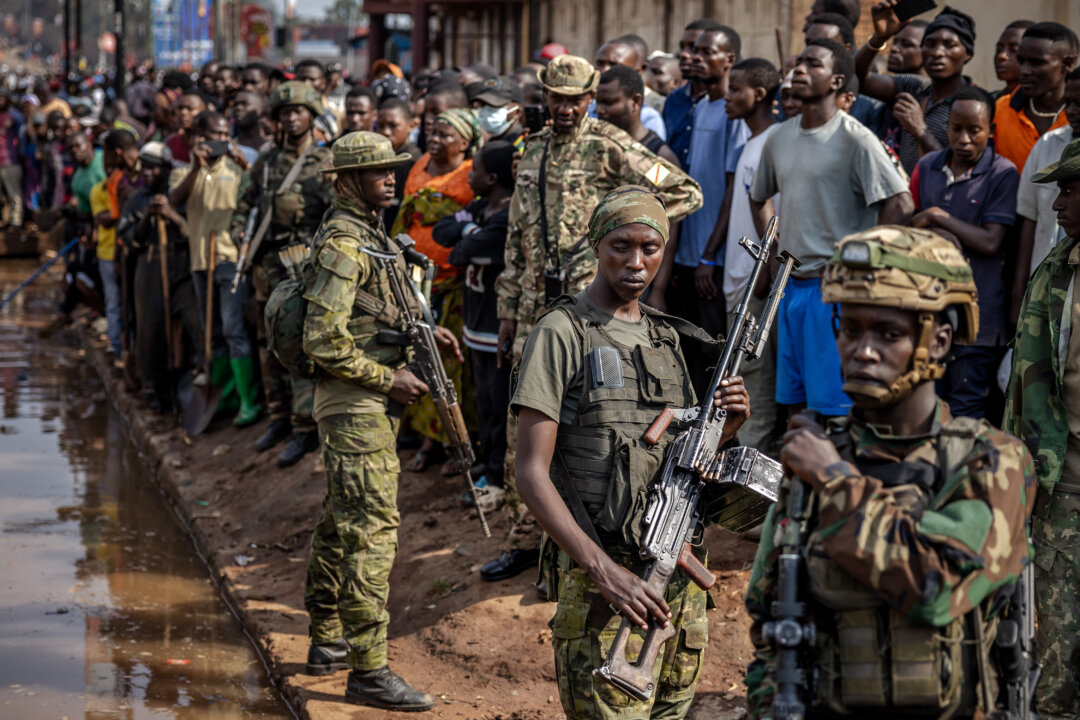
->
[231, 356, 263, 427]
[211, 356, 239, 415]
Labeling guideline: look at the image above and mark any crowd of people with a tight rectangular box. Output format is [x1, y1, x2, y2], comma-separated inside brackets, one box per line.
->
[2, 0, 1079, 717]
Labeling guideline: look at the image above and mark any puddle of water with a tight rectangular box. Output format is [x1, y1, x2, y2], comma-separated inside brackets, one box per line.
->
[0, 259, 291, 719]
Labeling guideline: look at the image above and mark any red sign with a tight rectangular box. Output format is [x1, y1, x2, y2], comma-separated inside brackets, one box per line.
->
[241, 4, 274, 60]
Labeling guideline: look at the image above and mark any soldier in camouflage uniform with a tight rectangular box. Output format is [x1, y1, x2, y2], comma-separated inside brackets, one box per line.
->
[1004, 138, 1080, 720]
[301, 132, 461, 711]
[231, 80, 333, 468]
[484, 55, 703, 583]
[745, 227, 1037, 720]
[512, 186, 749, 719]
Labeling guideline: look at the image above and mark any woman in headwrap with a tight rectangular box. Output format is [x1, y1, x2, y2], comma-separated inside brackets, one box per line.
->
[392, 108, 480, 472]
[855, 3, 977, 173]
[510, 185, 749, 720]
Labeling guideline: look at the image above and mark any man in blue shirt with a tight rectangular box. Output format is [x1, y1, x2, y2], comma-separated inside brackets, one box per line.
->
[654, 24, 748, 343]
[663, 18, 723, 170]
[591, 38, 667, 140]
[911, 86, 1019, 419]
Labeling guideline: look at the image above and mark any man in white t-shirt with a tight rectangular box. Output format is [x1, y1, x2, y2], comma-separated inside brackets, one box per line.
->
[750, 39, 912, 419]
[719, 58, 782, 455]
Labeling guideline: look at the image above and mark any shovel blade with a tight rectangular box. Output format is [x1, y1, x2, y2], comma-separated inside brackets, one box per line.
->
[183, 383, 224, 436]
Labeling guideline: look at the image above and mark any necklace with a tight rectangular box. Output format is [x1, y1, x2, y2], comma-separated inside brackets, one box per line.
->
[1029, 98, 1065, 119]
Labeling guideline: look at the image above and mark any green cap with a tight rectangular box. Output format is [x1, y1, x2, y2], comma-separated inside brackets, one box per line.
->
[1032, 137, 1080, 184]
[537, 54, 600, 96]
[270, 80, 324, 118]
[322, 131, 413, 173]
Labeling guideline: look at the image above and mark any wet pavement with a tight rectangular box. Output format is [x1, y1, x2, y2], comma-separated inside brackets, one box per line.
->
[0, 259, 291, 719]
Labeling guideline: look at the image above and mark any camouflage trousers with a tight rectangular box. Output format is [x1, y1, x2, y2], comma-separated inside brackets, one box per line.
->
[551, 552, 708, 720]
[1034, 487, 1080, 720]
[304, 413, 401, 671]
[501, 325, 541, 552]
[252, 250, 314, 432]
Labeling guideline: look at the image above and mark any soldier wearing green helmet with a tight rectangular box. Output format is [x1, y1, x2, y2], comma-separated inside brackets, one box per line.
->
[300, 131, 461, 712]
[230, 79, 333, 467]
[745, 226, 1037, 720]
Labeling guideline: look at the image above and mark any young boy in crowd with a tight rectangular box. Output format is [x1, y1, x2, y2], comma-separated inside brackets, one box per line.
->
[432, 140, 516, 509]
[910, 87, 1019, 419]
[375, 98, 421, 228]
[717, 58, 782, 455]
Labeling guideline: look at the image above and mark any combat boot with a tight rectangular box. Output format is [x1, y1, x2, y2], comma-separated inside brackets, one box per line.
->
[345, 666, 435, 712]
[230, 356, 262, 427]
[256, 417, 291, 452]
[277, 430, 319, 467]
[304, 638, 349, 676]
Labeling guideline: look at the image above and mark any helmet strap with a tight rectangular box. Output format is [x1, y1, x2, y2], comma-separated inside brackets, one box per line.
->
[843, 311, 945, 409]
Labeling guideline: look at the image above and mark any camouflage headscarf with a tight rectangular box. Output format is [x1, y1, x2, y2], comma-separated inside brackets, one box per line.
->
[434, 108, 481, 158]
[587, 185, 669, 250]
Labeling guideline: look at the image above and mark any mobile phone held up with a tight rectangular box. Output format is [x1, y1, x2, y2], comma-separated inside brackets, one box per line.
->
[205, 140, 231, 160]
[894, 0, 937, 23]
[524, 105, 550, 135]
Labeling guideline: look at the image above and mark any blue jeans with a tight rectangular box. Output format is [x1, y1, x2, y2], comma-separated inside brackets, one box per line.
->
[98, 257, 122, 354]
[192, 261, 252, 359]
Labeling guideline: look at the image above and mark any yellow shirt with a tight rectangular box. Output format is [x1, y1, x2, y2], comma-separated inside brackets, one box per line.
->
[89, 180, 116, 261]
[169, 157, 242, 271]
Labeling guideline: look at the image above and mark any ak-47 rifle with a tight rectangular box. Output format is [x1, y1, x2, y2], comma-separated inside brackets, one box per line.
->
[360, 238, 491, 538]
[231, 162, 270, 294]
[992, 563, 1041, 720]
[594, 217, 800, 701]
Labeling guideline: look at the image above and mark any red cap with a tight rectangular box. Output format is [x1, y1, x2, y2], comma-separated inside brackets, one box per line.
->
[538, 42, 568, 61]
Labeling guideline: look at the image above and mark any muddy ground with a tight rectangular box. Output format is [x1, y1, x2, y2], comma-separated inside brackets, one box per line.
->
[77, 318, 757, 720]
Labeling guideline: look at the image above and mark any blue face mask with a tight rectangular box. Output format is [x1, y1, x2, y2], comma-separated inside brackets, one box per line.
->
[477, 104, 517, 137]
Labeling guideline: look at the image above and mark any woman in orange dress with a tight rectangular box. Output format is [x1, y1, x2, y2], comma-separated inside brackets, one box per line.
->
[391, 109, 479, 473]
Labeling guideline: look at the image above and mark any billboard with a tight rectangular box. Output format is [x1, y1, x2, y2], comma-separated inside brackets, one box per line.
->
[152, 0, 214, 69]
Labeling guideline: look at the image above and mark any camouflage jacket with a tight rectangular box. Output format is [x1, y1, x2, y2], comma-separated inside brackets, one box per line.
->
[230, 136, 333, 256]
[1003, 234, 1080, 495]
[495, 117, 702, 325]
[302, 197, 413, 399]
[744, 403, 1036, 718]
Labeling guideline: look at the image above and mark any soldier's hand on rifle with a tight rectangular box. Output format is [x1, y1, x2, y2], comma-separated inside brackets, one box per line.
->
[715, 376, 750, 443]
[590, 557, 672, 631]
[433, 325, 464, 362]
[780, 412, 843, 489]
[389, 368, 430, 406]
[496, 319, 517, 369]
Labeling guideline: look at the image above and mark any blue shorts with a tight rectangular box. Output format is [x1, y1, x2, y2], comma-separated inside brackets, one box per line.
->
[775, 276, 851, 416]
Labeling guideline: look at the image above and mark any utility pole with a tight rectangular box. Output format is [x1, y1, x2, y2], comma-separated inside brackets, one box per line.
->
[64, 0, 72, 76]
[114, 0, 125, 98]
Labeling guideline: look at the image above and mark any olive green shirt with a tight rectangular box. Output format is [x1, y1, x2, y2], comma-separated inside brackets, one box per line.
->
[511, 290, 656, 424]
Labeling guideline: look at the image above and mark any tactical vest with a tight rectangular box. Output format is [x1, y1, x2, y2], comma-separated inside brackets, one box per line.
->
[542, 294, 696, 548]
[269, 209, 418, 378]
[806, 415, 998, 718]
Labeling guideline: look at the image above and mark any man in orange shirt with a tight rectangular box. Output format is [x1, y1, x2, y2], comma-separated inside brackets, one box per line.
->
[994, 22, 1078, 171]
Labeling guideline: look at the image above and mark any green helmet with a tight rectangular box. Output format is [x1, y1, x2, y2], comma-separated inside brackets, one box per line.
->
[822, 225, 979, 407]
[270, 80, 324, 119]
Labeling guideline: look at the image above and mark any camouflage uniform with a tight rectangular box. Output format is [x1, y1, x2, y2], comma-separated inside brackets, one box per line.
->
[232, 87, 333, 436]
[1003, 142, 1080, 719]
[301, 133, 419, 670]
[514, 187, 715, 719]
[746, 228, 1038, 720]
[494, 55, 703, 554]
